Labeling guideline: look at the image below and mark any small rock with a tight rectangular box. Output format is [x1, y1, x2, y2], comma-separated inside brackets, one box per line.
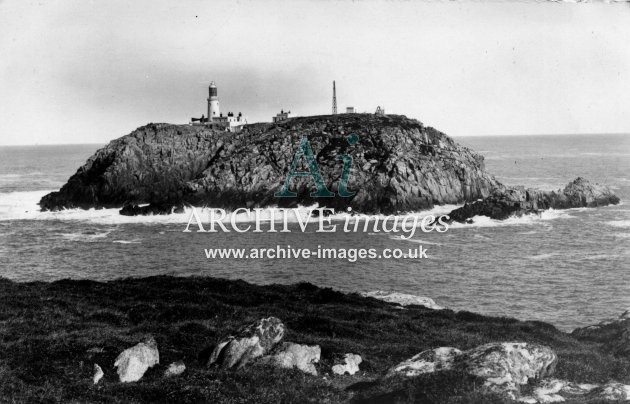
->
[332, 353, 363, 376]
[360, 291, 444, 309]
[164, 361, 186, 377]
[208, 317, 285, 369]
[388, 347, 461, 377]
[93, 364, 104, 385]
[263, 342, 321, 376]
[113, 336, 159, 383]
[532, 379, 566, 402]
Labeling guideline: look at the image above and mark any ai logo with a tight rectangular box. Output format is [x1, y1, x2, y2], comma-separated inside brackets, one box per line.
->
[275, 134, 358, 198]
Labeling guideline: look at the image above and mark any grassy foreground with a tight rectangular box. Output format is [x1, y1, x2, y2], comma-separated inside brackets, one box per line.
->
[0, 276, 628, 403]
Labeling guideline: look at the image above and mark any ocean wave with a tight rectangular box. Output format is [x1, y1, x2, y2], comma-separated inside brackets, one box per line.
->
[113, 239, 142, 244]
[0, 190, 464, 226]
[448, 209, 573, 229]
[58, 230, 112, 242]
[528, 252, 561, 261]
[390, 235, 442, 245]
[607, 220, 630, 228]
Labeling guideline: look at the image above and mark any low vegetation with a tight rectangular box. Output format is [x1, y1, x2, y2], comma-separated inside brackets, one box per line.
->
[0, 276, 627, 403]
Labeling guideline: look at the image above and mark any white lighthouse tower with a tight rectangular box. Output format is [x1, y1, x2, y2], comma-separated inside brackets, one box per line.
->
[207, 81, 220, 122]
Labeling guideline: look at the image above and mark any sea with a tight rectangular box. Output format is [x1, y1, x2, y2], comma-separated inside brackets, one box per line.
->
[0, 134, 628, 331]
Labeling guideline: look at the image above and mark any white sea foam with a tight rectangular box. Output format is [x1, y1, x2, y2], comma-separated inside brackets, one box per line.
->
[448, 209, 573, 229]
[390, 235, 442, 245]
[58, 231, 112, 242]
[607, 220, 630, 228]
[528, 253, 561, 261]
[0, 190, 465, 226]
[0, 190, 575, 230]
[113, 239, 142, 244]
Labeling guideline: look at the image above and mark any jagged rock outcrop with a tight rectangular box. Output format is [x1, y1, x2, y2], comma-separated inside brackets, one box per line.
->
[207, 317, 285, 369]
[39, 114, 499, 214]
[388, 342, 557, 401]
[441, 177, 619, 223]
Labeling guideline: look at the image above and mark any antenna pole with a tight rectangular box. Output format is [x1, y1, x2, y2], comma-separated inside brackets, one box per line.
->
[332, 81, 337, 115]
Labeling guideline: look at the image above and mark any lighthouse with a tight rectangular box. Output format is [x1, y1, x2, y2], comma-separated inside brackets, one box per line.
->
[207, 81, 220, 121]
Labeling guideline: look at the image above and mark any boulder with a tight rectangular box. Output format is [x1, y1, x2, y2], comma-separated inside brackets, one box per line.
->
[262, 342, 321, 376]
[93, 364, 104, 385]
[387, 347, 461, 377]
[207, 317, 285, 369]
[361, 291, 443, 310]
[461, 342, 556, 386]
[113, 336, 159, 383]
[164, 361, 186, 377]
[332, 353, 363, 376]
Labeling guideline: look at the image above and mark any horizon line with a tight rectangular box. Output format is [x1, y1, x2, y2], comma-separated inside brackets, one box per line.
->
[0, 131, 628, 147]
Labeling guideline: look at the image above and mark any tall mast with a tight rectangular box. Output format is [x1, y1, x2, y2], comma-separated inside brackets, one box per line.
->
[332, 80, 337, 115]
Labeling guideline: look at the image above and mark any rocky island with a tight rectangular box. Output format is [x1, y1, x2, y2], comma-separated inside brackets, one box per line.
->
[39, 114, 619, 220]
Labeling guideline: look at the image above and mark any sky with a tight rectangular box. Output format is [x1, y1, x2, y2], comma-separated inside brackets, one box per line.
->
[0, 0, 629, 145]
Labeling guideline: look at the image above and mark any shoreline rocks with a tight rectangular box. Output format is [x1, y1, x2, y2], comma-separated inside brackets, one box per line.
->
[440, 177, 619, 223]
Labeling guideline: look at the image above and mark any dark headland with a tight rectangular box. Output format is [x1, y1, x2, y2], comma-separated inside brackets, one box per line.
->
[38, 114, 619, 219]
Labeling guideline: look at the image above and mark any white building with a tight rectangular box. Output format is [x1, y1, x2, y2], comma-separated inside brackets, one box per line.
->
[273, 109, 291, 123]
[191, 81, 248, 132]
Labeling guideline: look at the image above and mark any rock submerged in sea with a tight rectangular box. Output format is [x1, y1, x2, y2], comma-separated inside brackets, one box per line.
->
[442, 177, 619, 223]
[113, 336, 159, 383]
[207, 317, 285, 369]
[39, 114, 500, 214]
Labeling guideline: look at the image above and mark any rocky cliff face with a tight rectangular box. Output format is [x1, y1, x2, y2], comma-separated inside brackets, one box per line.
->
[39, 114, 500, 214]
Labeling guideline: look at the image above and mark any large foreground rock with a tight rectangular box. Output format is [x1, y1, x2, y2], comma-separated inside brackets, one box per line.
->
[39, 114, 499, 214]
[389, 342, 557, 400]
[208, 317, 285, 369]
[113, 337, 159, 383]
[442, 177, 619, 223]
